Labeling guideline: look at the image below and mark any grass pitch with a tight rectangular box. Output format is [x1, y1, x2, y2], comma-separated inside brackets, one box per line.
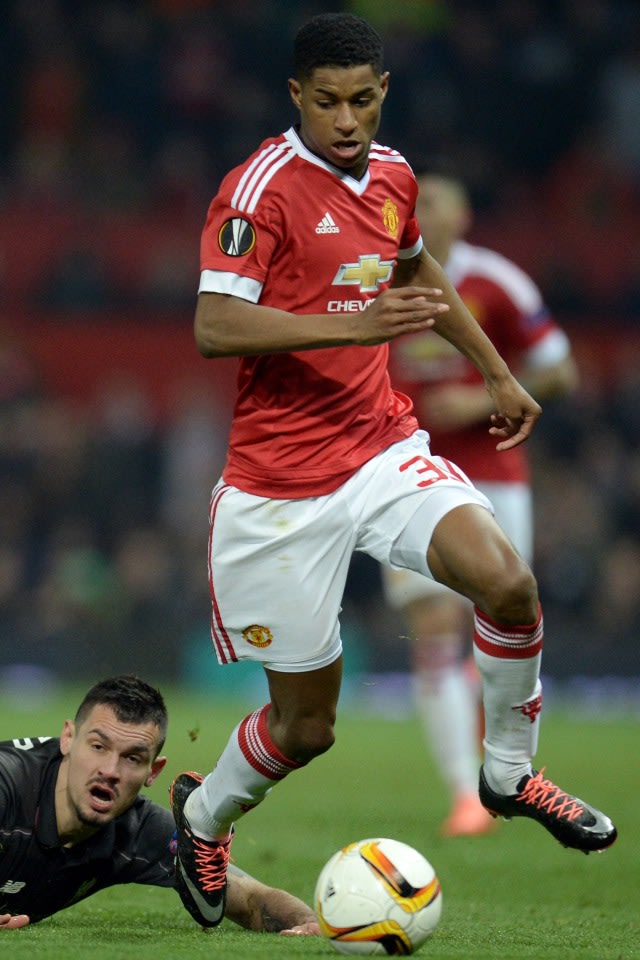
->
[1, 680, 637, 959]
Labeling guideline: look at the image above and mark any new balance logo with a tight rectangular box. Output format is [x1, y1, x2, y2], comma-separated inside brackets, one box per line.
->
[1, 881, 26, 894]
[316, 212, 340, 234]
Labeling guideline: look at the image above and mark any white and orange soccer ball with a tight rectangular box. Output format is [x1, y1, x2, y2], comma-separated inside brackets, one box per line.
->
[314, 837, 443, 955]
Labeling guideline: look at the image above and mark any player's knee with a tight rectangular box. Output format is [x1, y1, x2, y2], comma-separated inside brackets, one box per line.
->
[281, 715, 336, 764]
[300, 716, 336, 761]
[483, 556, 538, 625]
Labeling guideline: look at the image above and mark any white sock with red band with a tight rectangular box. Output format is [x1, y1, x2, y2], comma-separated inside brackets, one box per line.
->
[473, 604, 544, 796]
[185, 704, 301, 840]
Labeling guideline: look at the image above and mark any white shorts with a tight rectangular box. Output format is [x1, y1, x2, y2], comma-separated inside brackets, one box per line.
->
[381, 481, 532, 609]
[208, 431, 493, 672]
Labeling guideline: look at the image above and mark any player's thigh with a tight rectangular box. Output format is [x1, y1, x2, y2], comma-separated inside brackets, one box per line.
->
[379, 484, 533, 625]
[209, 484, 355, 667]
[427, 502, 529, 606]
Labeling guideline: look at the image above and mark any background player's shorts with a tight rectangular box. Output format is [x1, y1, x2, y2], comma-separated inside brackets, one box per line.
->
[382, 481, 532, 609]
[208, 430, 492, 672]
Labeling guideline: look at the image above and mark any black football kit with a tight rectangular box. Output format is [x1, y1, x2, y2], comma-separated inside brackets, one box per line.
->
[0, 736, 175, 923]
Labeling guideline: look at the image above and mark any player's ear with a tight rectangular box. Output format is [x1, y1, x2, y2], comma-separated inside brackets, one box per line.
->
[288, 78, 302, 110]
[379, 71, 390, 101]
[59, 719, 74, 756]
[145, 755, 167, 788]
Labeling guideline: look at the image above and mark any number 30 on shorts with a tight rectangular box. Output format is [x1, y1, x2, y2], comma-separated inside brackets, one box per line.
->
[399, 455, 471, 489]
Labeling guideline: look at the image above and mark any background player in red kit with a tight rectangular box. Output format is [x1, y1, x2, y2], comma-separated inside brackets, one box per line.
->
[383, 173, 579, 838]
[169, 13, 616, 927]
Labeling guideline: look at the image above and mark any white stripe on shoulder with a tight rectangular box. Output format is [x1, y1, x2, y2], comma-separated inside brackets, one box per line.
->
[369, 142, 409, 165]
[231, 143, 278, 208]
[369, 150, 406, 163]
[232, 142, 295, 214]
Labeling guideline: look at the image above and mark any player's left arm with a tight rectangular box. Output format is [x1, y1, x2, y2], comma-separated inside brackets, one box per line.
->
[395, 248, 542, 449]
[225, 865, 319, 934]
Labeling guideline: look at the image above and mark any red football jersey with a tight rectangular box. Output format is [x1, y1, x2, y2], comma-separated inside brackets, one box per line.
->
[199, 127, 422, 497]
[388, 240, 570, 483]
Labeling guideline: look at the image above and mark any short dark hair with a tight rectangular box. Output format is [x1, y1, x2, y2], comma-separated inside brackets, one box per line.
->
[75, 675, 168, 752]
[293, 13, 384, 80]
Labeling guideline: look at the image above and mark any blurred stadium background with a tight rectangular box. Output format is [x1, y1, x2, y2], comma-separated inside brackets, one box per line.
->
[1, 0, 639, 709]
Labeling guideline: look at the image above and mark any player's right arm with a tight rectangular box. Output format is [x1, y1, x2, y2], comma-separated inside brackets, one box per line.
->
[194, 289, 449, 358]
[225, 865, 319, 934]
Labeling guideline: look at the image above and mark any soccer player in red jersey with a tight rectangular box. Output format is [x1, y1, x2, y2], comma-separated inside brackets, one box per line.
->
[384, 173, 579, 837]
[170, 13, 616, 925]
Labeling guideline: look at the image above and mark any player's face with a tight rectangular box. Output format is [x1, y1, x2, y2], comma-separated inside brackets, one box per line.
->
[288, 64, 389, 180]
[58, 704, 166, 837]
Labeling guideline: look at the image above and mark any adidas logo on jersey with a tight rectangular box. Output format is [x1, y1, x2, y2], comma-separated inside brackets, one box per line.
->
[315, 212, 340, 234]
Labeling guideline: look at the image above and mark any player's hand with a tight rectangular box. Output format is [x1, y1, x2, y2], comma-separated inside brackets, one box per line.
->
[486, 376, 542, 450]
[279, 919, 321, 936]
[0, 913, 30, 929]
[355, 287, 449, 345]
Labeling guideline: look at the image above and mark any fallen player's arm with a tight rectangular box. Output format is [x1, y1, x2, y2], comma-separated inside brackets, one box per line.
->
[0, 913, 30, 929]
[226, 865, 319, 934]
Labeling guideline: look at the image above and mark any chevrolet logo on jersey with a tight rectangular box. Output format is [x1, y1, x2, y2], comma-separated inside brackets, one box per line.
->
[333, 255, 394, 293]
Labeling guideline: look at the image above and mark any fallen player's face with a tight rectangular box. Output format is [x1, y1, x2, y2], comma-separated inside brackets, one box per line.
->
[61, 704, 164, 830]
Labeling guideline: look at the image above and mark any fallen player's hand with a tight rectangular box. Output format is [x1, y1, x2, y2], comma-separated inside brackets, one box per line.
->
[279, 919, 321, 936]
[0, 913, 30, 929]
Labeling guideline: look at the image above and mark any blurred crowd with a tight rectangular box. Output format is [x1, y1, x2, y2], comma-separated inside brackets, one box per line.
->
[1, 0, 640, 684]
[0, 0, 639, 314]
[0, 336, 230, 681]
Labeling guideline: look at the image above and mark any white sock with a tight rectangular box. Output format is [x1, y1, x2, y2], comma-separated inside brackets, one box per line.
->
[473, 605, 544, 795]
[184, 704, 300, 840]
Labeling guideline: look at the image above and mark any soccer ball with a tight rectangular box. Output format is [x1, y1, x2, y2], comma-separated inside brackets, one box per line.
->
[314, 837, 443, 955]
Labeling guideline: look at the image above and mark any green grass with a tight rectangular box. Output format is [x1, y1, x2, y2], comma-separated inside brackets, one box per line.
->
[2, 682, 637, 959]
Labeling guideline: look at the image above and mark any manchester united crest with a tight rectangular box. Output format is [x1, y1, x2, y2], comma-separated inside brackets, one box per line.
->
[242, 624, 274, 648]
[381, 198, 399, 238]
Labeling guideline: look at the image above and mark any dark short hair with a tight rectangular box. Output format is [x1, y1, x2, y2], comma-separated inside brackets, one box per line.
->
[75, 675, 168, 752]
[293, 13, 384, 80]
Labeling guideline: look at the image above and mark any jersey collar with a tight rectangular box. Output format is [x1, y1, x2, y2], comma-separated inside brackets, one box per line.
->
[284, 126, 371, 195]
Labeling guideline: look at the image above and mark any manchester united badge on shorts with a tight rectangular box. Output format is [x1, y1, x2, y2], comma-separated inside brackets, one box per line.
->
[242, 624, 273, 648]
